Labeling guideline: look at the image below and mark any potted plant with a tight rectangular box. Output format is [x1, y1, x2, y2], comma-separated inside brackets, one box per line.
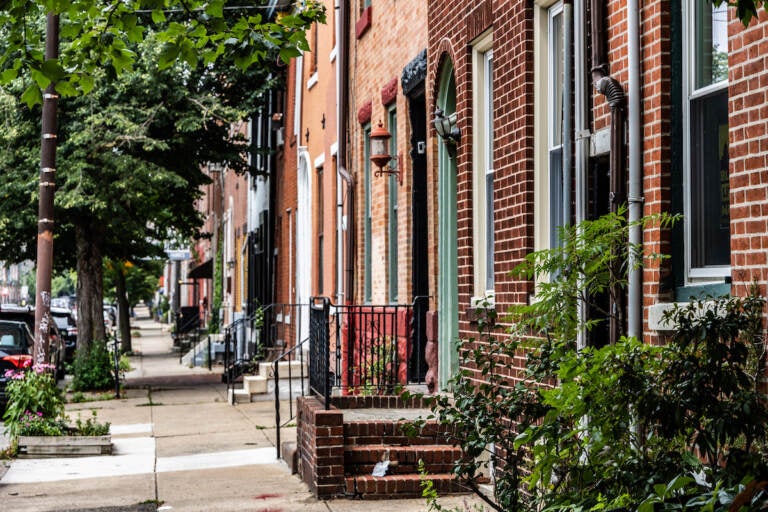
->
[3, 363, 112, 457]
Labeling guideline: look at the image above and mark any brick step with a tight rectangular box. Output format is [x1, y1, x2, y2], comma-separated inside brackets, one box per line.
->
[344, 444, 461, 475]
[344, 473, 470, 499]
[343, 420, 456, 447]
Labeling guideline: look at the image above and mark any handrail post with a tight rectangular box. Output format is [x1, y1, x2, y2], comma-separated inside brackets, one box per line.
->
[274, 358, 281, 459]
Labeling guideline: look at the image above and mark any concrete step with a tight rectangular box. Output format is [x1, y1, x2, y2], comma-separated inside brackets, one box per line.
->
[228, 388, 252, 404]
[258, 360, 307, 379]
[344, 473, 469, 499]
[344, 444, 461, 475]
[243, 375, 267, 394]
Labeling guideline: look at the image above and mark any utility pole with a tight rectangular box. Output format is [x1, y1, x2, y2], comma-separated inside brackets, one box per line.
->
[33, 13, 60, 365]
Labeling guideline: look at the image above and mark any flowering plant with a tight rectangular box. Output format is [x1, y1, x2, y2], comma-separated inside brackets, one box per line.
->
[3, 364, 64, 439]
[16, 411, 67, 437]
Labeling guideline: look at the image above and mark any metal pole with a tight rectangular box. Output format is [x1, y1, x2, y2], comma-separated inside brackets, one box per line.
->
[627, 0, 643, 339]
[33, 13, 60, 366]
[113, 334, 120, 398]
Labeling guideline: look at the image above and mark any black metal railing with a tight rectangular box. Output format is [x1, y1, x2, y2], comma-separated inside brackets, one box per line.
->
[271, 296, 430, 458]
[223, 312, 263, 397]
[273, 336, 308, 459]
[309, 297, 331, 405]
[185, 334, 214, 370]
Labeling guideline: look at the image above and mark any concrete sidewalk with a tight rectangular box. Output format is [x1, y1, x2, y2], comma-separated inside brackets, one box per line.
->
[0, 309, 480, 512]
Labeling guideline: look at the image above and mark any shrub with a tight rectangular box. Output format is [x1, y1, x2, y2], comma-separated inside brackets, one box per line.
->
[70, 340, 116, 391]
[73, 410, 111, 436]
[413, 211, 768, 511]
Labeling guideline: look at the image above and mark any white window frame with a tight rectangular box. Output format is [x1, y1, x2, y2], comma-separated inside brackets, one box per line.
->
[471, 30, 495, 306]
[547, 2, 564, 251]
[683, 0, 730, 282]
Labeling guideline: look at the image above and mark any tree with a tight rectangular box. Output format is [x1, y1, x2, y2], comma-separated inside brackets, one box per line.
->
[0, 24, 302, 384]
[105, 259, 162, 353]
[0, 0, 325, 363]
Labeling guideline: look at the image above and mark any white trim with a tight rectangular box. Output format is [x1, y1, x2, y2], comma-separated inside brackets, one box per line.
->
[330, 141, 338, 156]
[329, 45, 337, 62]
[471, 30, 495, 300]
[682, 0, 730, 283]
[314, 152, 325, 169]
[307, 71, 319, 90]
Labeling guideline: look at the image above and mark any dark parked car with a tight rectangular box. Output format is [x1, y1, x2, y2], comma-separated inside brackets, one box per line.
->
[51, 306, 78, 364]
[0, 319, 35, 409]
[0, 304, 65, 380]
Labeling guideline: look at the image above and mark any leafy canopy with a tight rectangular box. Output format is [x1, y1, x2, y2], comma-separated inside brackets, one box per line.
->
[0, 0, 326, 105]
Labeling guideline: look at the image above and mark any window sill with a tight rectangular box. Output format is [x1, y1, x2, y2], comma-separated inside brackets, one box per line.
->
[356, 6, 372, 39]
[306, 71, 318, 90]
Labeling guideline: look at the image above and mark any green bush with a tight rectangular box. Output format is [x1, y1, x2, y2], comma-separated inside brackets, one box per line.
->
[70, 340, 116, 391]
[73, 410, 111, 436]
[413, 211, 768, 511]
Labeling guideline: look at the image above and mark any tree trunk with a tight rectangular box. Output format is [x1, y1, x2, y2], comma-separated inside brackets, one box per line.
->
[114, 263, 132, 353]
[76, 222, 106, 353]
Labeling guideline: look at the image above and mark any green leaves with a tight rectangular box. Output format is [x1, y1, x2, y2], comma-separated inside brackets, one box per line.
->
[0, 0, 326, 104]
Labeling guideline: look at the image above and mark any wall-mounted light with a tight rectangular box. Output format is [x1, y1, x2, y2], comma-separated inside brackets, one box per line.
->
[370, 120, 403, 185]
[433, 107, 460, 158]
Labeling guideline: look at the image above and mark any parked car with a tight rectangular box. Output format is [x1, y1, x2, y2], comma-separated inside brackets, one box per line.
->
[0, 319, 35, 409]
[51, 306, 78, 364]
[0, 304, 66, 380]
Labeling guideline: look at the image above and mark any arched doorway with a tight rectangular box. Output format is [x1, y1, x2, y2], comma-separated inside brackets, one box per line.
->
[296, 149, 313, 346]
[436, 60, 458, 390]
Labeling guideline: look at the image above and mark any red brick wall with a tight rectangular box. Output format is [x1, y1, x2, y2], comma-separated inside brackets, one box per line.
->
[296, 396, 345, 497]
[348, 0, 428, 305]
[729, 10, 768, 296]
[274, 60, 300, 309]
[428, 0, 535, 383]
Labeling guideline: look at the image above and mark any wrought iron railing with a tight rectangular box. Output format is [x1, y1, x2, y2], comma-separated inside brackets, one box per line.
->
[273, 336, 308, 459]
[309, 297, 332, 405]
[271, 296, 429, 458]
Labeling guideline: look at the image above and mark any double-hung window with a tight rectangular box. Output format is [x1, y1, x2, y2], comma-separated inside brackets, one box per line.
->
[684, 0, 730, 279]
[363, 124, 372, 303]
[387, 108, 399, 303]
[548, 2, 564, 250]
[472, 31, 495, 304]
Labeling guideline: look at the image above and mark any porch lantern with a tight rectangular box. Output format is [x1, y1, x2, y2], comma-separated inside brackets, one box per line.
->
[433, 107, 460, 158]
[369, 120, 403, 185]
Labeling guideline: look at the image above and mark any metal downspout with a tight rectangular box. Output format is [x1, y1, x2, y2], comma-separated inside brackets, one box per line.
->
[562, 0, 573, 230]
[627, 0, 642, 340]
[336, 0, 355, 305]
[574, 0, 588, 350]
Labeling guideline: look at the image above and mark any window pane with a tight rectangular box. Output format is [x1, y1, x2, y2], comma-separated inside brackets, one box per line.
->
[695, 2, 728, 89]
[485, 174, 495, 291]
[549, 147, 564, 249]
[364, 126, 372, 302]
[550, 7, 563, 148]
[690, 88, 729, 267]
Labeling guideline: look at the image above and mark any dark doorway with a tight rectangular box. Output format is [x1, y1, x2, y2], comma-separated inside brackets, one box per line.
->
[408, 86, 428, 382]
[586, 155, 612, 348]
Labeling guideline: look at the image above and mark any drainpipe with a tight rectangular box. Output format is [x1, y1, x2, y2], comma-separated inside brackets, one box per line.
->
[336, 0, 356, 305]
[626, 0, 642, 340]
[562, 0, 573, 229]
[590, 0, 626, 344]
[574, 0, 588, 350]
